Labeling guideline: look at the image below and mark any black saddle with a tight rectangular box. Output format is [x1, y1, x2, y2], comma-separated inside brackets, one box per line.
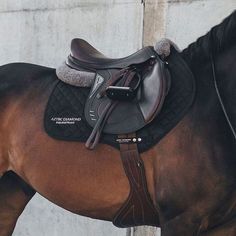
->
[66, 38, 170, 149]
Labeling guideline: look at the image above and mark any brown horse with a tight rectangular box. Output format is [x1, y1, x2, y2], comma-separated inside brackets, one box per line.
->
[1, 11, 236, 236]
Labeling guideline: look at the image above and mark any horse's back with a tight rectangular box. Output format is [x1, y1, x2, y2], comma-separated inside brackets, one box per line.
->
[0, 63, 57, 99]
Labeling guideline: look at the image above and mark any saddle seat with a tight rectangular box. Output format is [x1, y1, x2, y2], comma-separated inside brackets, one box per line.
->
[68, 38, 156, 70]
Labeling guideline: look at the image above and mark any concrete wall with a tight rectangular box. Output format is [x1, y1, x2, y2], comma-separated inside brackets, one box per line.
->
[143, 0, 236, 48]
[13, 195, 128, 236]
[0, 0, 235, 236]
[0, 0, 143, 67]
[165, 0, 236, 50]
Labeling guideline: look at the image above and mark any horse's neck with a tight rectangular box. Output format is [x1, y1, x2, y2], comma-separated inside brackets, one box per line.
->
[152, 54, 236, 229]
[185, 53, 235, 168]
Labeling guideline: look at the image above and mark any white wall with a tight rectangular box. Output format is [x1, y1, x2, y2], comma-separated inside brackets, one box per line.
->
[13, 195, 128, 236]
[1, 0, 235, 236]
[165, 0, 236, 49]
[0, 0, 143, 67]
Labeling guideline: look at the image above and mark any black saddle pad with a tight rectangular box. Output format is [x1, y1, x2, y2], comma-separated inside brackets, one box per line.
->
[44, 48, 195, 153]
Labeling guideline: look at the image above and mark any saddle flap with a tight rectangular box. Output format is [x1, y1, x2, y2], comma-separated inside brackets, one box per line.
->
[139, 58, 170, 123]
[84, 58, 168, 134]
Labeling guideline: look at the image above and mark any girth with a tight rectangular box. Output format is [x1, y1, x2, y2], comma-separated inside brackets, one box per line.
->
[113, 134, 159, 227]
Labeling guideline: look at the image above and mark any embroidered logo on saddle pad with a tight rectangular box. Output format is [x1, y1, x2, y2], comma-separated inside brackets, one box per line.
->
[51, 117, 82, 125]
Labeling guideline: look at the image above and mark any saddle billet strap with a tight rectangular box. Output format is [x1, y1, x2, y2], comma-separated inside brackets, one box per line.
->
[113, 134, 159, 228]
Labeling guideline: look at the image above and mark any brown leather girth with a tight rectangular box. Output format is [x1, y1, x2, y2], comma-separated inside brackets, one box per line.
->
[113, 134, 159, 228]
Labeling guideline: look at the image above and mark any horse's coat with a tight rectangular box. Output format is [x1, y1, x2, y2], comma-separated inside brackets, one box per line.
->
[0, 10, 236, 236]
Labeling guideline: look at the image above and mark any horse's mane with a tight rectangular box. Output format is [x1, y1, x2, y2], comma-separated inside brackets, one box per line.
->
[181, 10, 236, 69]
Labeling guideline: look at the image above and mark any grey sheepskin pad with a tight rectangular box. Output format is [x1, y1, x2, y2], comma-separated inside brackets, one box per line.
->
[56, 39, 179, 87]
[155, 38, 181, 58]
[56, 62, 95, 87]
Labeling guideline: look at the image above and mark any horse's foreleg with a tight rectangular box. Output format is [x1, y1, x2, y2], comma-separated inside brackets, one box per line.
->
[0, 171, 35, 236]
